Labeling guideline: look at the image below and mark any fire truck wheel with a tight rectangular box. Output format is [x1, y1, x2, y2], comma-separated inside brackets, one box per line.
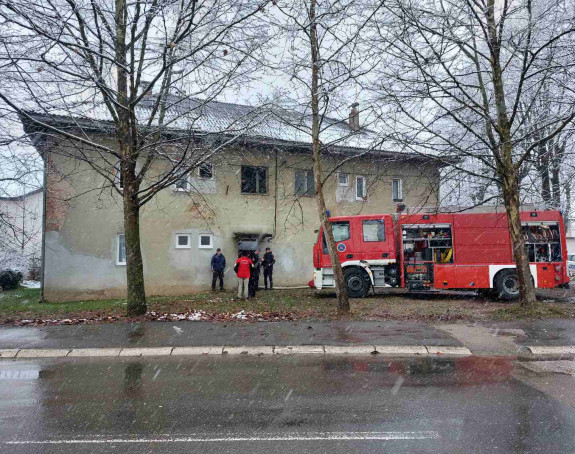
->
[494, 269, 520, 301]
[344, 268, 370, 298]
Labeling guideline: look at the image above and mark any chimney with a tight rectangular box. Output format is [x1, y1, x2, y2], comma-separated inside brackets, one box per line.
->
[348, 102, 359, 132]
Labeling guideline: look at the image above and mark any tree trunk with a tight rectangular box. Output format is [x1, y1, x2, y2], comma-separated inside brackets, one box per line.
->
[309, 0, 349, 313]
[486, 0, 536, 306]
[123, 187, 147, 316]
[501, 169, 537, 306]
[550, 141, 563, 209]
[539, 139, 551, 205]
[116, 0, 146, 315]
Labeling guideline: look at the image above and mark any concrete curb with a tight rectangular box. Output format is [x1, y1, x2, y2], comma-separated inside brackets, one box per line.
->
[0, 345, 474, 359]
[526, 346, 575, 355]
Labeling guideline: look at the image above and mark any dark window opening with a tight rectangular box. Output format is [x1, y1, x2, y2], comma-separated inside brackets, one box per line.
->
[295, 170, 315, 196]
[199, 163, 214, 179]
[241, 166, 268, 194]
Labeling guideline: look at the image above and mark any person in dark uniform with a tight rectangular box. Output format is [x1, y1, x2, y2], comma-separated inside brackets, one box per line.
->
[248, 249, 261, 297]
[262, 247, 275, 290]
[211, 248, 226, 291]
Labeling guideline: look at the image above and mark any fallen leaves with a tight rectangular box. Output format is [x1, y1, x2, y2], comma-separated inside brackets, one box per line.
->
[2, 309, 297, 326]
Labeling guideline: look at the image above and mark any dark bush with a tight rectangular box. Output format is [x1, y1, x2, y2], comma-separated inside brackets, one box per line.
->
[0, 270, 23, 291]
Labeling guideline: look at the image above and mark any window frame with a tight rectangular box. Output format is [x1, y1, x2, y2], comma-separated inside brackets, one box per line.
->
[362, 219, 386, 242]
[198, 162, 214, 180]
[338, 173, 349, 187]
[114, 163, 124, 191]
[175, 233, 191, 249]
[241, 165, 268, 195]
[198, 233, 214, 249]
[294, 169, 316, 197]
[174, 172, 191, 192]
[322, 221, 351, 253]
[116, 234, 126, 266]
[355, 175, 367, 201]
[392, 178, 403, 202]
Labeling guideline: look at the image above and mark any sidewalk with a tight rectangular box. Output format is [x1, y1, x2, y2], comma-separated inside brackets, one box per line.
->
[1, 319, 575, 359]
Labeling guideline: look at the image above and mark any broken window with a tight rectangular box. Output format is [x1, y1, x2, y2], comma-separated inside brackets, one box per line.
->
[241, 166, 267, 194]
[294, 170, 315, 196]
[198, 163, 214, 179]
[174, 172, 190, 191]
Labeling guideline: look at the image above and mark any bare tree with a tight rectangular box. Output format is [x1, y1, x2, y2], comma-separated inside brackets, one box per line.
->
[371, 0, 575, 305]
[0, 0, 268, 313]
[268, 0, 384, 313]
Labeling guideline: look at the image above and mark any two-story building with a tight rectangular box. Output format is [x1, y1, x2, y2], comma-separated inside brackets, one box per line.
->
[23, 99, 450, 301]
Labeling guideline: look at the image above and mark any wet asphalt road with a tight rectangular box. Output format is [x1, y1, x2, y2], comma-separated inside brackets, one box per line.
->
[1, 356, 575, 453]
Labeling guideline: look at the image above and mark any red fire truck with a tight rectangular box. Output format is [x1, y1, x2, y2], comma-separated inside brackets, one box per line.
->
[312, 209, 569, 300]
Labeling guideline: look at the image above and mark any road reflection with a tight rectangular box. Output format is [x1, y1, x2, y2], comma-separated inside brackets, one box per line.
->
[0, 355, 573, 452]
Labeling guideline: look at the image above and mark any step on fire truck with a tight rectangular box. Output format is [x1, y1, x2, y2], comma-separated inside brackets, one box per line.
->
[312, 209, 570, 300]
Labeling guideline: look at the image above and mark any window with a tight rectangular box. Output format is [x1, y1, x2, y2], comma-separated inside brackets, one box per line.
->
[363, 219, 386, 242]
[294, 170, 315, 196]
[114, 163, 124, 190]
[322, 221, 351, 253]
[176, 234, 191, 249]
[338, 173, 349, 186]
[198, 234, 213, 249]
[198, 163, 214, 179]
[332, 221, 350, 242]
[174, 172, 190, 191]
[117, 234, 126, 265]
[356, 176, 366, 200]
[392, 178, 403, 202]
[241, 166, 267, 194]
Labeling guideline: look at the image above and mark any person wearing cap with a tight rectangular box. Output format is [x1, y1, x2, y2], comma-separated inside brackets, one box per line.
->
[262, 247, 275, 290]
[211, 248, 226, 291]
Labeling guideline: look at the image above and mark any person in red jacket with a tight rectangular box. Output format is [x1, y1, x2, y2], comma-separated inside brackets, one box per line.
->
[234, 252, 254, 299]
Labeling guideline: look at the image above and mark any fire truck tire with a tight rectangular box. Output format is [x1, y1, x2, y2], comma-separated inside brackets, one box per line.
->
[344, 268, 370, 298]
[494, 269, 520, 301]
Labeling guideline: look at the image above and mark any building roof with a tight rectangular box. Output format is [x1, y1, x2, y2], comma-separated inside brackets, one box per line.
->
[21, 96, 456, 166]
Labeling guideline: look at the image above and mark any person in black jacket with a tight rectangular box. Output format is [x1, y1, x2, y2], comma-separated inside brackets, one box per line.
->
[262, 247, 275, 290]
[248, 249, 261, 297]
[211, 248, 226, 291]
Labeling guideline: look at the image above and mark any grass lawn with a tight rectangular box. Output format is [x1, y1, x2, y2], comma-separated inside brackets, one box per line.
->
[1, 286, 574, 323]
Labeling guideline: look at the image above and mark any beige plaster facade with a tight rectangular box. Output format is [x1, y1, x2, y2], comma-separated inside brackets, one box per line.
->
[40, 136, 440, 301]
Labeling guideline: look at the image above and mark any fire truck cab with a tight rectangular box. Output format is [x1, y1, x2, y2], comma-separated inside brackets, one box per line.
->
[313, 214, 398, 297]
[313, 210, 569, 300]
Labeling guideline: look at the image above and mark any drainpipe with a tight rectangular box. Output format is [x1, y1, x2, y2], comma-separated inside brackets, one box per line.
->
[273, 148, 278, 237]
[40, 148, 48, 303]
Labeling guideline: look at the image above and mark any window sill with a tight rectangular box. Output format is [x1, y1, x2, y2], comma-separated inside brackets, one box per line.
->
[295, 193, 316, 198]
[241, 192, 269, 196]
[393, 199, 404, 203]
[174, 188, 191, 192]
[175, 246, 191, 249]
[116, 262, 126, 266]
